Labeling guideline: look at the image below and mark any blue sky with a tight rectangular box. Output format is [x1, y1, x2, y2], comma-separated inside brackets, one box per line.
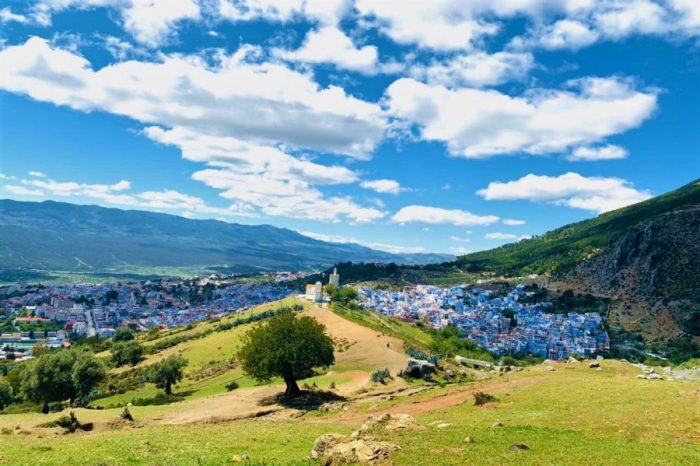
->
[0, 1, 698, 256]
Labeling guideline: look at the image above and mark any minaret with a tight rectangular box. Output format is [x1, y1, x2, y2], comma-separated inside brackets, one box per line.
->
[329, 267, 340, 287]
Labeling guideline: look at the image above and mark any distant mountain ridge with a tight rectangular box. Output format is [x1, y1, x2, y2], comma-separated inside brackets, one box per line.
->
[0, 200, 451, 276]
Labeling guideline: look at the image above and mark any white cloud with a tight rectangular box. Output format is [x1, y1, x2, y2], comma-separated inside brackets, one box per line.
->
[502, 218, 526, 226]
[477, 172, 652, 214]
[484, 232, 519, 240]
[568, 144, 628, 161]
[3, 173, 252, 218]
[28, 171, 48, 178]
[410, 52, 533, 87]
[449, 236, 470, 243]
[219, 0, 350, 25]
[4, 185, 45, 196]
[301, 231, 425, 254]
[385, 76, 657, 159]
[31, 0, 200, 46]
[392, 205, 499, 226]
[0, 7, 29, 24]
[449, 246, 471, 255]
[273, 26, 380, 74]
[355, 0, 499, 51]
[360, 179, 402, 194]
[516, 19, 600, 50]
[0, 37, 386, 159]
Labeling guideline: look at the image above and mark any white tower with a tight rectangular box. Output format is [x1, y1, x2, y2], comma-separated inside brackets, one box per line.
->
[329, 267, 340, 287]
[314, 281, 323, 303]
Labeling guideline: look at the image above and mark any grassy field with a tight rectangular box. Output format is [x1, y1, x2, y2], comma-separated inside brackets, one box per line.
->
[1, 298, 698, 465]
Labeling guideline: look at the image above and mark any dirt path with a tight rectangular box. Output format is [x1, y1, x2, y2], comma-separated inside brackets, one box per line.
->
[304, 305, 409, 375]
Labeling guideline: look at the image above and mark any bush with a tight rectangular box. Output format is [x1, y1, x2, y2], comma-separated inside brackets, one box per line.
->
[371, 368, 391, 384]
[225, 381, 239, 391]
[120, 406, 133, 421]
[47, 401, 65, 413]
[329, 381, 336, 389]
[474, 392, 497, 406]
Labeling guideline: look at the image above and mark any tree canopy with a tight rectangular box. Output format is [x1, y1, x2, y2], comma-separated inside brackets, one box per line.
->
[238, 309, 334, 398]
[111, 340, 144, 367]
[148, 355, 187, 395]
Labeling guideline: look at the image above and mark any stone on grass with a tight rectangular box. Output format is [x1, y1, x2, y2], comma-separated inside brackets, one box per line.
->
[492, 422, 504, 428]
[544, 365, 556, 372]
[464, 436, 475, 443]
[509, 443, 530, 450]
[588, 361, 600, 368]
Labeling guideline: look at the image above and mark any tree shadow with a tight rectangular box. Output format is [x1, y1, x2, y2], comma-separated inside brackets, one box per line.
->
[258, 389, 346, 411]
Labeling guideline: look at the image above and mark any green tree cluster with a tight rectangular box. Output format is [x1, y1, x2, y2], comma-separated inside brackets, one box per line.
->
[20, 349, 106, 412]
[111, 341, 144, 367]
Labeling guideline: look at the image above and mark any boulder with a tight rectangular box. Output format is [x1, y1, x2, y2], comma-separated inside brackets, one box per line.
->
[404, 358, 435, 379]
[357, 413, 422, 434]
[596, 355, 604, 361]
[588, 361, 600, 368]
[325, 439, 399, 465]
[544, 365, 556, 372]
[567, 357, 579, 364]
[509, 444, 530, 450]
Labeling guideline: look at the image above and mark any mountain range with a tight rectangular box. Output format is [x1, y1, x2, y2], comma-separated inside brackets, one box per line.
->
[0, 200, 451, 278]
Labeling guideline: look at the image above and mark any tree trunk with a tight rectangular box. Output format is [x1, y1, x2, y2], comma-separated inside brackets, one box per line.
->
[283, 375, 300, 398]
[165, 383, 172, 395]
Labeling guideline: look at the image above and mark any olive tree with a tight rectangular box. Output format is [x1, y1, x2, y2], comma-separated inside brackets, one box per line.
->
[238, 309, 334, 398]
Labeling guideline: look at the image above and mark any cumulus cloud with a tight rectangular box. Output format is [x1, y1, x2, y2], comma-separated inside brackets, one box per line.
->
[219, 0, 350, 25]
[484, 232, 518, 240]
[360, 179, 402, 194]
[385, 76, 657, 159]
[2, 173, 252, 218]
[31, 0, 200, 46]
[477, 172, 652, 214]
[28, 171, 48, 178]
[409, 51, 534, 87]
[502, 218, 526, 226]
[273, 26, 381, 74]
[0, 7, 29, 24]
[568, 144, 628, 161]
[391, 205, 499, 226]
[0, 37, 386, 159]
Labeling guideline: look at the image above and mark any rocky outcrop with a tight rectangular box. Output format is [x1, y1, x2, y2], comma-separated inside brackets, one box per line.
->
[311, 414, 421, 465]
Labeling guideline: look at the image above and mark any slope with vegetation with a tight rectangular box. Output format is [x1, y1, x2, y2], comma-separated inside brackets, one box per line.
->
[0, 296, 697, 465]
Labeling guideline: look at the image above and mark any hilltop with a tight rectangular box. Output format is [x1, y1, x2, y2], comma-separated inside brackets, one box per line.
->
[0, 200, 451, 281]
[0, 297, 698, 465]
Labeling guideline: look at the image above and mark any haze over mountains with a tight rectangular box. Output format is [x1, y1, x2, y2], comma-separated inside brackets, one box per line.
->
[0, 200, 451, 276]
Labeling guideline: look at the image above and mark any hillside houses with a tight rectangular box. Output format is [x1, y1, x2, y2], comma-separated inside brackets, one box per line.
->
[360, 284, 609, 360]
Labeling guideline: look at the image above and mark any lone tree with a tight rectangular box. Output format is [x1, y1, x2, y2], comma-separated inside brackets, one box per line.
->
[238, 309, 334, 398]
[149, 355, 187, 395]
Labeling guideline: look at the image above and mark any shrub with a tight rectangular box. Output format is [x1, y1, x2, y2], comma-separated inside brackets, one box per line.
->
[120, 406, 133, 421]
[329, 381, 336, 389]
[371, 368, 391, 384]
[47, 401, 65, 413]
[474, 392, 497, 406]
[225, 381, 239, 391]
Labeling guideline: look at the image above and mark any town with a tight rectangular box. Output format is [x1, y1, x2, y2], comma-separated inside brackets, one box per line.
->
[359, 284, 610, 360]
[0, 278, 293, 360]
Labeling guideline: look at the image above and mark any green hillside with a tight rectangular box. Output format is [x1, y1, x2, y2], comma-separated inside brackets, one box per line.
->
[455, 179, 700, 275]
[1, 297, 698, 465]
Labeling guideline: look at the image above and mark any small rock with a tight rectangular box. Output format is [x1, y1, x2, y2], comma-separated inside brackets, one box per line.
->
[596, 355, 604, 361]
[492, 422, 504, 429]
[464, 436, 475, 443]
[588, 361, 600, 368]
[435, 423, 450, 429]
[509, 444, 530, 450]
[544, 365, 556, 372]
